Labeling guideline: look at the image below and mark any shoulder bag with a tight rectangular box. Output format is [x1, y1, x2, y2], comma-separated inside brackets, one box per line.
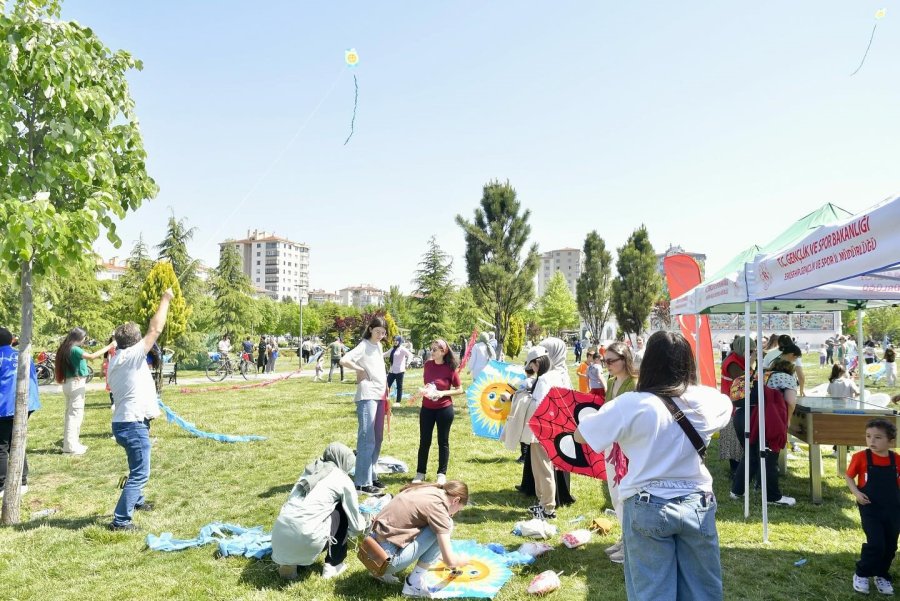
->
[656, 395, 707, 459]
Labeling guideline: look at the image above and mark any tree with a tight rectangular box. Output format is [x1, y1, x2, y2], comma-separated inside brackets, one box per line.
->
[383, 285, 413, 329]
[156, 212, 199, 299]
[505, 314, 526, 359]
[611, 225, 662, 340]
[211, 244, 255, 338]
[456, 180, 539, 351]
[0, 0, 157, 524]
[410, 236, 454, 346]
[107, 236, 154, 325]
[46, 258, 114, 340]
[576, 231, 613, 342]
[137, 262, 189, 390]
[538, 271, 579, 336]
[449, 286, 485, 344]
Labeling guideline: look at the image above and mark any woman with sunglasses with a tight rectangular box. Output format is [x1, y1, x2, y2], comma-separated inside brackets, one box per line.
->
[412, 339, 464, 485]
[599, 341, 637, 563]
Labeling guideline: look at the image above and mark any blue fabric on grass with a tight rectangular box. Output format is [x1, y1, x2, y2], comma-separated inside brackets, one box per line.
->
[147, 522, 271, 559]
[157, 399, 266, 443]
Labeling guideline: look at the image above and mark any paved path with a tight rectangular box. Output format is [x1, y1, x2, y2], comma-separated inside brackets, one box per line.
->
[38, 368, 317, 394]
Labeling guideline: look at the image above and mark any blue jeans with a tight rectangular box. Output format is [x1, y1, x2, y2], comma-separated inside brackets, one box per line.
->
[111, 421, 151, 525]
[354, 400, 384, 487]
[623, 491, 723, 601]
[378, 526, 442, 574]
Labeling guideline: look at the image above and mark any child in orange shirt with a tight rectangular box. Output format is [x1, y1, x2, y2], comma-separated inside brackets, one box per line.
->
[845, 418, 900, 595]
[576, 349, 593, 393]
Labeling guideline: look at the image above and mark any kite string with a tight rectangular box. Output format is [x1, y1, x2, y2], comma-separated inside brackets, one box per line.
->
[343, 73, 358, 146]
[850, 23, 878, 76]
[178, 67, 346, 281]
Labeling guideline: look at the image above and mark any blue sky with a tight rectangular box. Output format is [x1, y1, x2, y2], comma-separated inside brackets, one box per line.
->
[69, 1, 900, 293]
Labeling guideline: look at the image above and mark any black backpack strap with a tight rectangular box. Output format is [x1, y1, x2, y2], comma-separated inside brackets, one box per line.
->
[656, 395, 707, 459]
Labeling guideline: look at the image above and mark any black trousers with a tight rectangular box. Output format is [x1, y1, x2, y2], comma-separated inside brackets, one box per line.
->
[328, 358, 343, 382]
[417, 406, 454, 475]
[325, 504, 350, 566]
[519, 445, 576, 506]
[0, 412, 32, 488]
[857, 504, 900, 578]
[731, 441, 782, 501]
[386, 372, 405, 404]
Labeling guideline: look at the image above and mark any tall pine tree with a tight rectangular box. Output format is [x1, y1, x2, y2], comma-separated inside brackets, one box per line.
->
[611, 225, 661, 340]
[211, 243, 255, 338]
[410, 236, 454, 348]
[576, 231, 613, 342]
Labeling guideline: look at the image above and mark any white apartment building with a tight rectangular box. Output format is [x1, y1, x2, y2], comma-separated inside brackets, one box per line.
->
[220, 229, 309, 303]
[538, 248, 584, 297]
[97, 257, 127, 281]
[339, 284, 385, 309]
[308, 289, 341, 304]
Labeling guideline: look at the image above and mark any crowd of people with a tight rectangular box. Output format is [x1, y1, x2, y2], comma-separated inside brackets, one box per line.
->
[3, 316, 900, 599]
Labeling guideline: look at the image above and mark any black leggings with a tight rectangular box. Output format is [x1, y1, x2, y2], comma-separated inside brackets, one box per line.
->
[386, 372, 405, 404]
[325, 504, 349, 566]
[417, 406, 454, 475]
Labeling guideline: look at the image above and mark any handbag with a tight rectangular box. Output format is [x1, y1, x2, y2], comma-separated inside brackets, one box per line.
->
[728, 375, 746, 402]
[356, 534, 391, 577]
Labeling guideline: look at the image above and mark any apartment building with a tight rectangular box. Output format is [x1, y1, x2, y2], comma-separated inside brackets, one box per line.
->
[220, 229, 310, 303]
[537, 248, 584, 297]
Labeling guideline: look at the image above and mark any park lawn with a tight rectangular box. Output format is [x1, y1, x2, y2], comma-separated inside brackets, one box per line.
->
[1, 356, 897, 601]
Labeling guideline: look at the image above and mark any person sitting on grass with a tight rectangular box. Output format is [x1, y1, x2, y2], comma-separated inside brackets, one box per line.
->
[271, 442, 366, 580]
[367, 480, 469, 597]
[845, 418, 900, 595]
[106, 287, 174, 531]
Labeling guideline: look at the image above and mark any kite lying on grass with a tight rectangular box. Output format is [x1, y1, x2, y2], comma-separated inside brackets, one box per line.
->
[157, 399, 266, 443]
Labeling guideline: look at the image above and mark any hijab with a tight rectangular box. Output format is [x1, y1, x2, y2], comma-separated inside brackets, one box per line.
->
[293, 442, 356, 497]
[479, 331, 496, 359]
[538, 337, 572, 390]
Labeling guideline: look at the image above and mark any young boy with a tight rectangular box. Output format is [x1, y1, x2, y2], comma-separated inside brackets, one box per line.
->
[587, 352, 605, 397]
[845, 418, 900, 595]
[576, 350, 592, 393]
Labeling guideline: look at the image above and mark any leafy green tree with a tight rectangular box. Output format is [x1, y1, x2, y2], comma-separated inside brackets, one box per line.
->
[456, 180, 539, 351]
[137, 262, 189, 368]
[383, 285, 413, 329]
[410, 236, 454, 346]
[107, 236, 155, 325]
[47, 258, 115, 340]
[611, 225, 661, 340]
[449, 286, 485, 343]
[504, 313, 526, 359]
[576, 231, 613, 342]
[859, 307, 900, 342]
[211, 243, 255, 338]
[0, 0, 157, 523]
[538, 271, 579, 336]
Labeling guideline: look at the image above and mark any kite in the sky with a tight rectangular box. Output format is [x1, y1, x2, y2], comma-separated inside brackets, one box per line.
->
[851, 8, 886, 76]
[344, 48, 359, 144]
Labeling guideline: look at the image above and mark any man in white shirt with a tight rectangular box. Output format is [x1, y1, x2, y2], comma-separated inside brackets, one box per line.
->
[107, 288, 174, 531]
[217, 334, 232, 355]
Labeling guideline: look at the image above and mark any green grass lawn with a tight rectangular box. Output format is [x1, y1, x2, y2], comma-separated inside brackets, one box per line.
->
[1, 356, 898, 600]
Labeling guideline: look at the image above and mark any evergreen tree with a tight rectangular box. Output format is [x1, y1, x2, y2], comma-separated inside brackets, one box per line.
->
[410, 236, 454, 346]
[611, 225, 662, 340]
[156, 212, 199, 298]
[456, 180, 539, 351]
[504, 314, 526, 359]
[538, 271, 579, 336]
[108, 236, 154, 325]
[383, 285, 413, 329]
[211, 243, 255, 338]
[576, 231, 613, 342]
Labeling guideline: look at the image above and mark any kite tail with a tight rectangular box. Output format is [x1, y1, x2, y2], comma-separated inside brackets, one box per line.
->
[851, 23, 878, 76]
[344, 73, 358, 145]
[457, 328, 479, 373]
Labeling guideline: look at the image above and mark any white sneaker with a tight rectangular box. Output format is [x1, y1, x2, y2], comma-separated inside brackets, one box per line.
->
[402, 577, 433, 598]
[604, 539, 623, 555]
[63, 445, 88, 456]
[321, 562, 347, 579]
[729, 491, 740, 500]
[874, 576, 894, 595]
[436, 473, 447, 485]
[609, 548, 625, 564]
[412, 473, 425, 484]
[769, 496, 797, 507]
[854, 573, 871, 594]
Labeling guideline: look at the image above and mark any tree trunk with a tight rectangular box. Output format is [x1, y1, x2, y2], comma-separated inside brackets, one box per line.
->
[2, 260, 33, 524]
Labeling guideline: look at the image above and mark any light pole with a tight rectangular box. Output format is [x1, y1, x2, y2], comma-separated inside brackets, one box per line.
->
[296, 284, 304, 366]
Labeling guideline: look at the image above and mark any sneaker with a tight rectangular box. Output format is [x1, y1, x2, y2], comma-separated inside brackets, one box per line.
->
[356, 485, 385, 497]
[528, 504, 543, 517]
[609, 548, 625, 564]
[107, 522, 137, 532]
[277, 564, 299, 580]
[538, 508, 557, 520]
[63, 446, 88, 456]
[134, 502, 154, 512]
[322, 562, 347, 579]
[854, 573, 871, 594]
[436, 474, 446, 486]
[729, 491, 740, 500]
[402, 576, 433, 598]
[605, 539, 623, 556]
[372, 479, 386, 490]
[874, 576, 894, 595]
[412, 473, 426, 484]
[373, 573, 400, 584]
[769, 496, 797, 507]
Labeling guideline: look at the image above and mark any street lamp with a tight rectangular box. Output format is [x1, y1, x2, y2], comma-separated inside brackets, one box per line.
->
[296, 284, 304, 366]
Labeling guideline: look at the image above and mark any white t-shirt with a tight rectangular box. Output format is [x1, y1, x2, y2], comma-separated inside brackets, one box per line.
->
[218, 340, 231, 354]
[532, 369, 572, 405]
[109, 343, 160, 423]
[344, 339, 387, 402]
[468, 343, 491, 381]
[387, 345, 412, 374]
[578, 385, 732, 500]
[762, 349, 802, 370]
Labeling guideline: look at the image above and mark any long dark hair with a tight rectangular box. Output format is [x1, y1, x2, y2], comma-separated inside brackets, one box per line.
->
[363, 316, 387, 341]
[432, 339, 458, 371]
[55, 327, 87, 383]
[529, 355, 552, 394]
[636, 331, 697, 397]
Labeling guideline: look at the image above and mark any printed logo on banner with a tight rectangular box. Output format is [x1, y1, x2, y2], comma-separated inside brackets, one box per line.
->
[758, 261, 773, 291]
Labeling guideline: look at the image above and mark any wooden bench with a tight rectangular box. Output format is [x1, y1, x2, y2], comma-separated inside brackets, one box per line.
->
[153, 361, 178, 385]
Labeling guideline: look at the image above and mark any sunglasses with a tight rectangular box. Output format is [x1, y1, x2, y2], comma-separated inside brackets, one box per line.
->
[604, 357, 623, 365]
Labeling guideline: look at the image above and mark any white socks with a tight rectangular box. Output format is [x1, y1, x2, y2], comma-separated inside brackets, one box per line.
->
[408, 565, 428, 587]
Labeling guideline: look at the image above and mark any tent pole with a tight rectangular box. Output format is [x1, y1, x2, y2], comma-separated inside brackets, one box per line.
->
[788, 312, 794, 340]
[757, 301, 769, 543]
[858, 309, 866, 401]
[744, 302, 751, 519]
[695, 314, 701, 381]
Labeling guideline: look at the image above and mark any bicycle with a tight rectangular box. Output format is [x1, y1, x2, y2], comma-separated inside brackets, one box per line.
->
[206, 352, 253, 382]
[35, 351, 93, 384]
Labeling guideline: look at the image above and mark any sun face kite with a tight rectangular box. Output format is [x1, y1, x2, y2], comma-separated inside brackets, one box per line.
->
[466, 360, 526, 440]
[420, 540, 513, 598]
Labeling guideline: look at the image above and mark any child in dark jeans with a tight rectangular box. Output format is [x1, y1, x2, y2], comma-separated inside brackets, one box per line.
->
[845, 418, 900, 595]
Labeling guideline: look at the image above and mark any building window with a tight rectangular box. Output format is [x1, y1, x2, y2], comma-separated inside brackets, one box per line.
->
[257, 243, 261, 248]
[256, 261, 260, 265]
